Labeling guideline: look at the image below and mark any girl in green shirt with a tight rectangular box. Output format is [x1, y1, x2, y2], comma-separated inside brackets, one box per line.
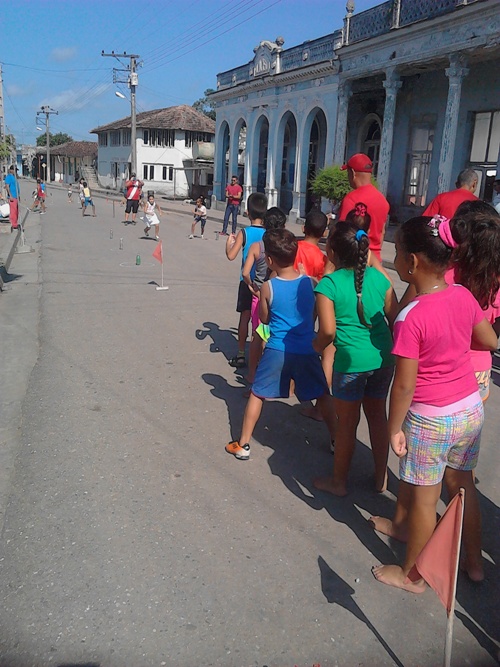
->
[313, 222, 398, 496]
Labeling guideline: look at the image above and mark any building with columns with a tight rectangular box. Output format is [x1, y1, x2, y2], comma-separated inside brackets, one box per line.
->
[210, 0, 500, 223]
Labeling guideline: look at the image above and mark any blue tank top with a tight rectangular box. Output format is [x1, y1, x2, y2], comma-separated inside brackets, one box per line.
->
[240, 226, 266, 280]
[266, 275, 316, 354]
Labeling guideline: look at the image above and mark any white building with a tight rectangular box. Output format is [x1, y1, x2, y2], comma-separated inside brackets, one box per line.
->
[90, 105, 215, 199]
[210, 0, 500, 223]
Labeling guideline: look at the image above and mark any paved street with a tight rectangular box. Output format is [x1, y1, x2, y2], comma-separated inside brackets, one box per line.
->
[0, 184, 499, 667]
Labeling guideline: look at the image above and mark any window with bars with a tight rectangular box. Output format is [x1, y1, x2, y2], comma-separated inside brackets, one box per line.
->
[110, 131, 121, 147]
[122, 129, 131, 146]
[161, 165, 174, 181]
[98, 133, 108, 147]
[185, 131, 212, 147]
[143, 164, 155, 180]
[143, 129, 175, 147]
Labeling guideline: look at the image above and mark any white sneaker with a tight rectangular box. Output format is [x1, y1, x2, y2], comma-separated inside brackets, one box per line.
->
[155, 235, 160, 240]
[189, 234, 193, 239]
[201, 234, 204, 239]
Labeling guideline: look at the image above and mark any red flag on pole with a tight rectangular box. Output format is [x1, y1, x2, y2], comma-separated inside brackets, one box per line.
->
[152, 240, 163, 263]
[407, 489, 464, 615]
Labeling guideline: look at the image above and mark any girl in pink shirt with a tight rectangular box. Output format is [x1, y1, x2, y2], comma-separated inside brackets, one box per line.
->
[371, 215, 497, 593]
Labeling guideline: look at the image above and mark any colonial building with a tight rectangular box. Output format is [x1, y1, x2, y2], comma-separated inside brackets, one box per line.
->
[210, 0, 500, 223]
[90, 105, 215, 199]
[36, 141, 98, 184]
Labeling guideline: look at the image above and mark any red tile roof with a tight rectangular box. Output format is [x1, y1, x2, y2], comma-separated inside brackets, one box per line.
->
[38, 141, 98, 158]
[90, 105, 215, 134]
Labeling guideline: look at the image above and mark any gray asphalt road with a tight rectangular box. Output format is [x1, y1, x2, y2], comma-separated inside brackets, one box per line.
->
[0, 186, 498, 667]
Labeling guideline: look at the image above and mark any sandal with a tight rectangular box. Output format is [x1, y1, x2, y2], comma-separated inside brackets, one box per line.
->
[229, 354, 246, 368]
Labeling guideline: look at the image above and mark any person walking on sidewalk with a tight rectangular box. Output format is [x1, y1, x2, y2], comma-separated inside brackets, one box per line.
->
[124, 172, 144, 225]
[5, 165, 19, 231]
[221, 175, 243, 236]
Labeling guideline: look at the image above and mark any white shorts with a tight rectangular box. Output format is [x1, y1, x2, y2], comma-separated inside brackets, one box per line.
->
[144, 214, 159, 228]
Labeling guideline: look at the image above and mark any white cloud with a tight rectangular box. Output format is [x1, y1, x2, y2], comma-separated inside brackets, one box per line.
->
[40, 83, 111, 112]
[6, 83, 32, 97]
[50, 47, 77, 62]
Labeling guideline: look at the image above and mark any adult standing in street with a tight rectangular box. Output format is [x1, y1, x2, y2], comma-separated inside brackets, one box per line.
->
[4, 165, 19, 231]
[221, 175, 243, 236]
[337, 153, 390, 260]
[124, 172, 144, 225]
[423, 168, 478, 218]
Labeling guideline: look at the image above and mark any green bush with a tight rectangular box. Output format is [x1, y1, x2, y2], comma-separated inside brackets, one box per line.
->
[311, 165, 351, 202]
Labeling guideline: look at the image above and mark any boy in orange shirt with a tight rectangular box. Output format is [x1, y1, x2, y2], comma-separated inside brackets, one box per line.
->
[294, 211, 328, 281]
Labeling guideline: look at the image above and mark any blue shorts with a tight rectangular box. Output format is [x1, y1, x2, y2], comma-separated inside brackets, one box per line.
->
[332, 365, 394, 402]
[252, 348, 328, 402]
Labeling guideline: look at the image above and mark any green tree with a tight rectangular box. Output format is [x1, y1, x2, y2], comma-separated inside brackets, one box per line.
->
[36, 132, 73, 147]
[0, 134, 16, 161]
[192, 88, 216, 121]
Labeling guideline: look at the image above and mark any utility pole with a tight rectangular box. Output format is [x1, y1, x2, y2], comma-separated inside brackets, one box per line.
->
[101, 51, 140, 176]
[0, 63, 7, 179]
[37, 106, 58, 182]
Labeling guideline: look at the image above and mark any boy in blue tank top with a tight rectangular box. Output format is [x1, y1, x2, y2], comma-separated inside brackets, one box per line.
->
[225, 192, 267, 369]
[226, 228, 336, 460]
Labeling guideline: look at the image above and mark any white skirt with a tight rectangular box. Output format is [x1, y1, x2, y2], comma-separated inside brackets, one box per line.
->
[144, 213, 159, 227]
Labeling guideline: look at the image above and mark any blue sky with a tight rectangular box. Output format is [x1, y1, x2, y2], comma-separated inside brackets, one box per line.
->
[2, 0, 380, 146]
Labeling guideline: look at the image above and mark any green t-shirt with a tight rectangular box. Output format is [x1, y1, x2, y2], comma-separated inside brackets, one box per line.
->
[315, 267, 394, 373]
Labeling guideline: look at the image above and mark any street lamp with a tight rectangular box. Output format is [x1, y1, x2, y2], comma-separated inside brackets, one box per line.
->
[115, 91, 126, 99]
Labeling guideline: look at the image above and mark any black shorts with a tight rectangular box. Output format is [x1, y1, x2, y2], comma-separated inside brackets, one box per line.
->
[236, 281, 253, 313]
[125, 199, 139, 214]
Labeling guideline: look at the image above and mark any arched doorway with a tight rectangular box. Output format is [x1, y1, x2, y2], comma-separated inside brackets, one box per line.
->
[277, 112, 297, 213]
[236, 120, 247, 185]
[359, 114, 382, 176]
[218, 121, 230, 198]
[250, 115, 269, 195]
[305, 109, 327, 213]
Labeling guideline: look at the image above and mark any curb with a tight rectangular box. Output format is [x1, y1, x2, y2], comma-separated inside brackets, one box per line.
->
[0, 228, 21, 292]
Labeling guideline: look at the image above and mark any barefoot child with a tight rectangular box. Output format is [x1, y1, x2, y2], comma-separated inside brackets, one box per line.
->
[225, 228, 336, 460]
[313, 223, 398, 496]
[371, 216, 497, 592]
[189, 197, 207, 239]
[143, 193, 162, 240]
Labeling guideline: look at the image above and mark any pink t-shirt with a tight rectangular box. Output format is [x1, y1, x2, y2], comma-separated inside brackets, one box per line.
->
[445, 268, 500, 372]
[393, 285, 485, 406]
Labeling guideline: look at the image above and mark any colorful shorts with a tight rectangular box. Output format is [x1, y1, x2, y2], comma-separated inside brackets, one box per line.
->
[252, 348, 328, 402]
[400, 401, 484, 486]
[332, 365, 394, 402]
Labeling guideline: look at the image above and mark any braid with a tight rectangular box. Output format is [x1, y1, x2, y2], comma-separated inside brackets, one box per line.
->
[354, 234, 372, 328]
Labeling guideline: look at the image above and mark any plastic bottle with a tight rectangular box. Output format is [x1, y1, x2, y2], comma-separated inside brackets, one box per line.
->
[110, 229, 113, 239]
[136, 254, 141, 265]
[119, 238, 123, 250]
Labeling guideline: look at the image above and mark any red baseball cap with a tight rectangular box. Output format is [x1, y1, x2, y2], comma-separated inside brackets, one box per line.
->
[341, 153, 373, 173]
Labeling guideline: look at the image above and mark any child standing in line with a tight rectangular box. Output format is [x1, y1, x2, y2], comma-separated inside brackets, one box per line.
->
[226, 192, 268, 369]
[241, 207, 287, 385]
[371, 216, 497, 592]
[313, 223, 398, 496]
[294, 210, 329, 281]
[225, 228, 336, 460]
[81, 182, 96, 217]
[143, 193, 162, 240]
[189, 197, 207, 239]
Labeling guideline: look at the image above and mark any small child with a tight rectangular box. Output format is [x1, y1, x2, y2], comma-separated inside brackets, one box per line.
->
[189, 197, 207, 239]
[294, 210, 328, 282]
[225, 228, 336, 460]
[314, 222, 398, 496]
[67, 184, 73, 204]
[143, 193, 162, 240]
[241, 206, 287, 384]
[226, 192, 268, 369]
[78, 178, 85, 209]
[81, 182, 96, 217]
[345, 202, 371, 231]
[371, 215, 497, 591]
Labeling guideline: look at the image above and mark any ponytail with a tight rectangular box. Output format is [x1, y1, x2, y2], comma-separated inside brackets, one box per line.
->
[354, 230, 371, 328]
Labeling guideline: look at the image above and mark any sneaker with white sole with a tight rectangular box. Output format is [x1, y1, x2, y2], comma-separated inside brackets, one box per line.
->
[189, 234, 194, 239]
[225, 441, 250, 460]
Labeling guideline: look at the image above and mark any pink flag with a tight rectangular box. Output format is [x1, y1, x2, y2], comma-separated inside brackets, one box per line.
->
[407, 490, 464, 615]
[152, 240, 163, 264]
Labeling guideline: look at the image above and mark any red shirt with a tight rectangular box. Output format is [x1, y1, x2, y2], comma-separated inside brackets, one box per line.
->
[226, 183, 242, 206]
[338, 184, 389, 260]
[423, 189, 478, 219]
[126, 179, 144, 201]
[294, 240, 327, 281]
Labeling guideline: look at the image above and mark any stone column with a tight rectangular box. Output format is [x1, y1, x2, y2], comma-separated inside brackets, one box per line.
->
[377, 69, 402, 195]
[333, 80, 352, 166]
[437, 54, 469, 193]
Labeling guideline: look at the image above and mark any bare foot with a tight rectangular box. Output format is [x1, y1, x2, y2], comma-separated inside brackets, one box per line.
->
[371, 564, 426, 593]
[300, 404, 324, 422]
[460, 558, 484, 582]
[313, 475, 347, 497]
[368, 516, 408, 542]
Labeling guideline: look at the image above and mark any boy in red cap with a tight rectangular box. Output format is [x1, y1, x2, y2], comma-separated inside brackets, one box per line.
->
[337, 153, 389, 261]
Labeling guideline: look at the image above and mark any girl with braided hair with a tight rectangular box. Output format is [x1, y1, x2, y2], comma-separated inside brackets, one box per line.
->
[313, 222, 398, 497]
[345, 201, 371, 231]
